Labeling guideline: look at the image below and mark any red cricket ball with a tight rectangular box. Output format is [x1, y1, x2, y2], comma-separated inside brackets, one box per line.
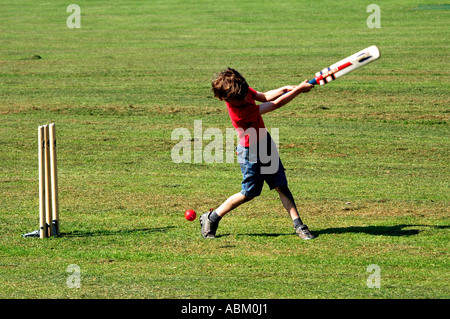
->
[185, 209, 196, 221]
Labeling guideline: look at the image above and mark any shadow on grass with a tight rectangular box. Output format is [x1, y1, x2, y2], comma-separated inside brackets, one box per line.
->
[62, 226, 175, 238]
[244, 224, 449, 238]
[244, 233, 291, 238]
[315, 224, 449, 237]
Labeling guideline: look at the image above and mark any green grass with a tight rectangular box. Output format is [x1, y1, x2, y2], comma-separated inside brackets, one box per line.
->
[0, 0, 448, 299]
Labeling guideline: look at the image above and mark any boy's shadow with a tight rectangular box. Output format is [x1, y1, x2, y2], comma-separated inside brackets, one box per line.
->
[244, 224, 449, 238]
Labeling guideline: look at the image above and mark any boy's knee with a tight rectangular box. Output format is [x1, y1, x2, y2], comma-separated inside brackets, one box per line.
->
[276, 185, 293, 198]
[239, 192, 255, 203]
[239, 189, 258, 202]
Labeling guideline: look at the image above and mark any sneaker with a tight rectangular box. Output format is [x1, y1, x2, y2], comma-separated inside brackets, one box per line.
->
[295, 224, 314, 240]
[200, 209, 219, 239]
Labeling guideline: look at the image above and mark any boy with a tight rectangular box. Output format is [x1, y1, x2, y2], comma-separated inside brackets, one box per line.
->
[201, 68, 314, 240]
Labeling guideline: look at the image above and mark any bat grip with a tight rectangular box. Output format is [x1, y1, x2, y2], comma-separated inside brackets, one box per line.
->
[308, 78, 317, 85]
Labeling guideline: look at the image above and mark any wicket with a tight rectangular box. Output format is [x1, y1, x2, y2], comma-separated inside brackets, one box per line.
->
[38, 123, 60, 238]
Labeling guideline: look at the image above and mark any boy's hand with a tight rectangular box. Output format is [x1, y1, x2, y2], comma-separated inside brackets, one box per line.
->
[297, 80, 314, 93]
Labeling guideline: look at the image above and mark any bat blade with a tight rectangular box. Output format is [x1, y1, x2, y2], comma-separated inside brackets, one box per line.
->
[309, 45, 380, 86]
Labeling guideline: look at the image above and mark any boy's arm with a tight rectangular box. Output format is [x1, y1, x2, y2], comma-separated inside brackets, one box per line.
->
[254, 86, 296, 102]
[259, 80, 313, 115]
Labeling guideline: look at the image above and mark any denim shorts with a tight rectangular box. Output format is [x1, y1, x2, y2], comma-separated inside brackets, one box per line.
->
[236, 135, 288, 198]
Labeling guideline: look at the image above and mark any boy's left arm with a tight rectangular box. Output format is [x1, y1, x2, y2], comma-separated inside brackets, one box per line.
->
[254, 86, 296, 102]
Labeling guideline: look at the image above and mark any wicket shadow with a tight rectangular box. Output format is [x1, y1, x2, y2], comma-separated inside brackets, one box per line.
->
[62, 226, 175, 238]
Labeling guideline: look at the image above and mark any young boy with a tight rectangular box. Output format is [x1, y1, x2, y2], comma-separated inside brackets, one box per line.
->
[201, 67, 314, 240]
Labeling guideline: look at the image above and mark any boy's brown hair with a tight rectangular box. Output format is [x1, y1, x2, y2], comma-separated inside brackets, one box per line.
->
[211, 67, 249, 102]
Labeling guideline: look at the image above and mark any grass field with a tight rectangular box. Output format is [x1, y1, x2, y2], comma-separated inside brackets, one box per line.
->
[0, 0, 448, 300]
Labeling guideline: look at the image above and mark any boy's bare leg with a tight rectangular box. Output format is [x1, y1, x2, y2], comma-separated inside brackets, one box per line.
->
[200, 192, 253, 239]
[275, 185, 303, 225]
[215, 192, 253, 217]
[276, 185, 314, 239]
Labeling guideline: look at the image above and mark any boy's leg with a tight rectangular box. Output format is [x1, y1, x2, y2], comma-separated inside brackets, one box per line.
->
[275, 185, 303, 226]
[275, 185, 314, 240]
[215, 192, 253, 217]
[200, 143, 261, 239]
[200, 192, 253, 239]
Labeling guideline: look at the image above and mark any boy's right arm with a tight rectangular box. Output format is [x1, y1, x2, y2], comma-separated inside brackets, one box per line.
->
[259, 80, 313, 115]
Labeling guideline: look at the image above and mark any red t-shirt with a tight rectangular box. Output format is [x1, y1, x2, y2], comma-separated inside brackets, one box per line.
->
[226, 87, 267, 147]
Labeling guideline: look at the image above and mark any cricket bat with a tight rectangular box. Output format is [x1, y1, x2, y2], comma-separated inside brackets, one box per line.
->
[308, 45, 380, 86]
